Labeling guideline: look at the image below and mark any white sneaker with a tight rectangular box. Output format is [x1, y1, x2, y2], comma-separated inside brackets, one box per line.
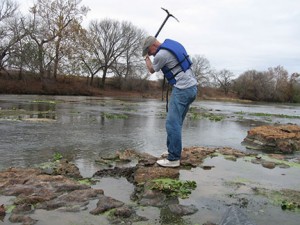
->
[157, 159, 180, 168]
[161, 151, 169, 158]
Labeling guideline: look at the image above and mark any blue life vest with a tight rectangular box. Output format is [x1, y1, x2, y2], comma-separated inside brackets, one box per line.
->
[156, 39, 192, 85]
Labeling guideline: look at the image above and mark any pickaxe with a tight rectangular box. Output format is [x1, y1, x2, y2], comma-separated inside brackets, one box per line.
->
[155, 8, 179, 38]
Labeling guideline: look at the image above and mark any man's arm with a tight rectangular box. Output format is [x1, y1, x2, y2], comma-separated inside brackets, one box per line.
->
[144, 55, 155, 74]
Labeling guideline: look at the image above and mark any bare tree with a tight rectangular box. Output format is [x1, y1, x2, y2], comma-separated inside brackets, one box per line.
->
[87, 19, 145, 88]
[267, 66, 289, 102]
[212, 69, 234, 95]
[0, 0, 17, 21]
[26, 0, 89, 78]
[191, 54, 212, 87]
[110, 21, 147, 89]
[0, 0, 20, 72]
[69, 23, 105, 86]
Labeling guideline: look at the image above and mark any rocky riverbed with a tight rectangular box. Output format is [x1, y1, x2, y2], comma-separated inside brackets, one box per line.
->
[0, 144, 300, 225]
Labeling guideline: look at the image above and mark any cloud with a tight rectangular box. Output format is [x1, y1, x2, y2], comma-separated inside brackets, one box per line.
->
[18, 0, 300, 75]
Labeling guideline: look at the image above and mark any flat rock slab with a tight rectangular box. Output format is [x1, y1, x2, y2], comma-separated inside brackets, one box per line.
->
[243, 125, 300, 153]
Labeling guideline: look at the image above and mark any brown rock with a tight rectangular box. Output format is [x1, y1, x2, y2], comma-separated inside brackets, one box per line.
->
[243, 125, 300, 153]
[138, 189, 166, 207]
[58, 188, 104, 202]
[90, 195, 124, 215]
[134, 167, 179, 184]
[181, 146, 216, 167]
[55, 159, 82, 178]
[9, 214, 37, 225]
[0, 204, 5, 218]
[261, 161, 276, 169]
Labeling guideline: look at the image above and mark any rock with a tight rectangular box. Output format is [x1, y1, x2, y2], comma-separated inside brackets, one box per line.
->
[217, 147, 250, 157]
[168, 204, 198, 216]
[224, 155, 237, 161]
[251, 159, 261, 164]
[181, 146, 216, 167]
[53, 183, 90, 192]
[108, 205, 148, 224]
[90, 195, 124, 215]
[138, 157, 157, 166]
[138, 189, 166, 207]
[0, 204, 5, 219]
[36, 200, 66, 210]
[58, 188, 104, 202]
[112, 205, 135, 218]
[243, 125, 300, 153]
[0, 166, 106, 217]
[201, 165, 215, 170]
[37, 188, 103, 211]
[9, 214, 37, 225]
[55, 159, 82, 179]
[93, 167, 136, 183]
[134, 167, 179, 184]
[261, 161, 276, 169]
[12, 204, 34, 214]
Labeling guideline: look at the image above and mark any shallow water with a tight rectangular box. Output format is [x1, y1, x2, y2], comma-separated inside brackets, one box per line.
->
[0, 94, 300, 224]
[1, 94, 299, 174]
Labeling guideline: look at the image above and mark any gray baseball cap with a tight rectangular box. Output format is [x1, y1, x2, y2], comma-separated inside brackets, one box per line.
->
[142, 36, 156, 56]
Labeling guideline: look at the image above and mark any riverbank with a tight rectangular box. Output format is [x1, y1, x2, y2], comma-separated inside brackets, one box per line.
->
[0, 147, 300, 225]
[0, 73, 240, 101]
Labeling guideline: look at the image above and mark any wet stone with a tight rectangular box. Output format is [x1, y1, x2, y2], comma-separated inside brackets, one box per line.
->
[138, 189, 166, 207]
[93, 167, 136, 183]
[108, 205, 148, 224]
[112, 205, 135, 218]
[9, 214, 37, 225]
[167, 204, 198, 216]
[90, 195, 124, 215]
[12, 204, 34, 214]
[261, 161, 276, 169]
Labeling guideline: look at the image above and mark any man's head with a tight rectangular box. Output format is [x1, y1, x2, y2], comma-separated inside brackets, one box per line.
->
[142, 36, 160, 57]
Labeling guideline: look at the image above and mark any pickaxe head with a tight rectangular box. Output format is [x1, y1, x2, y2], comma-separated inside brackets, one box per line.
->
[161, 8, 179, 23]
[154, 8, 179, 38]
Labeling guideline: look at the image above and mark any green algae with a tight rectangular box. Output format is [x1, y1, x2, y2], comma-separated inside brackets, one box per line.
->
[149, 178, 197, 199]
[244, 154, 300, 168]
[253, 188, 300, 211]
[101, 112, 128, 119]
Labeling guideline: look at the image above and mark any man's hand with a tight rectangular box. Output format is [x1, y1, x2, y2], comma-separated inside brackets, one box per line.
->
[144, 55, 155, 74]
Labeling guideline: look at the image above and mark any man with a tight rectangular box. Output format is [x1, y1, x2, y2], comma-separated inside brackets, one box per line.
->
[142, 36, 198, 167]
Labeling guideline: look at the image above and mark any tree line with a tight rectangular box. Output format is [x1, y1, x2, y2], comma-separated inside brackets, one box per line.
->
[1, 0, 299, 102]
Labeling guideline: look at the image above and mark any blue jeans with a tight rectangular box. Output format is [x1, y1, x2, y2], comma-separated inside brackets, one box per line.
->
[166, 85, 198, 161]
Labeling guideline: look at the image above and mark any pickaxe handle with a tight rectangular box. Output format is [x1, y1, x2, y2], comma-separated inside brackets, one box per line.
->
[155, 8, 179, 38]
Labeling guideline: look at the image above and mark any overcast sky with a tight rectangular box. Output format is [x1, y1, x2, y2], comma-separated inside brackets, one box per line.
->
[18, 0, 300, 76]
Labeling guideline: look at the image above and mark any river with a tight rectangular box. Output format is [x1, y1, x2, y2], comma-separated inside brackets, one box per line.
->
[1, 94, 300, 225]
[0, 94, 299, 176]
